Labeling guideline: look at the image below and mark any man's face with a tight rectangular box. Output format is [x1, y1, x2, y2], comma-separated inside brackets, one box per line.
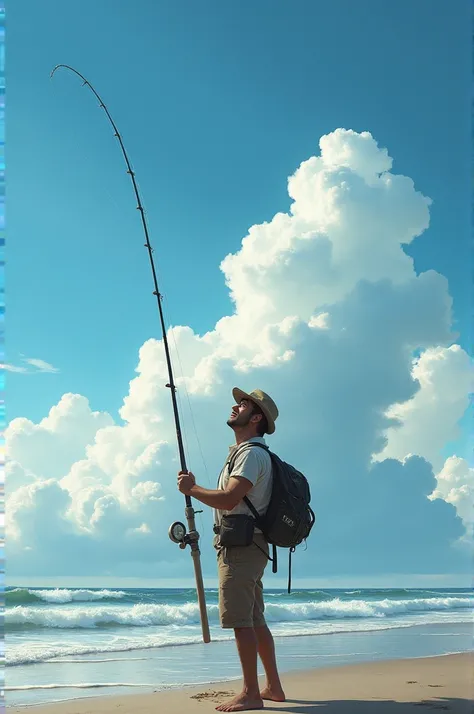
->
[227, 399, 255, 429]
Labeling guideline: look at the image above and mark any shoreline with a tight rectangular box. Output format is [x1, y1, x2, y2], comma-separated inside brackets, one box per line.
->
[8, 653, 473, 713]
[7, 621, 472, 709]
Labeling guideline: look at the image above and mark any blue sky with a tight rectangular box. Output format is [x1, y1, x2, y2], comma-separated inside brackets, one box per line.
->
[8, 0, 471, 422]
[6, 0, 472, 586]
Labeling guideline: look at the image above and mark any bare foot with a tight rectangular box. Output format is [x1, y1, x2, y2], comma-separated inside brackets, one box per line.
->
[260, 685, 286, 702]
[215, 691, 264, 712]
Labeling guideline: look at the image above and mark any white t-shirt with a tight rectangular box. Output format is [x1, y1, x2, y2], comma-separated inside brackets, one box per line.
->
[214, 437, 273, 534]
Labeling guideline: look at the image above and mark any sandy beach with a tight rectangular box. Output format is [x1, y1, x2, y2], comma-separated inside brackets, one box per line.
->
[9, 653, 472, 714]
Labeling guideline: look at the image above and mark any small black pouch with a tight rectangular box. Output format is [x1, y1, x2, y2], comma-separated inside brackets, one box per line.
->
[218, 514, 255, 547]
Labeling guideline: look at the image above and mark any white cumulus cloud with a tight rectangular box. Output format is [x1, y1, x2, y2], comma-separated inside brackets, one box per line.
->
[372, 345, 473, 535]
[373, 345, 472, 470]
[6, 129, 470, 579]
[429, 457, 474, 541]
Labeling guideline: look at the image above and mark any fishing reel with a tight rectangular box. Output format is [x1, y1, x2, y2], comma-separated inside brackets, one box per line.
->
[169, 507, 203, 549]
[168, 521, 188, 549]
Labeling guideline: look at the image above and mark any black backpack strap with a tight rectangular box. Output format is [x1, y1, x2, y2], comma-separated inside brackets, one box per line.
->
[243, 494, 261, 522]
[288, 546, 295, 593]
[227, 441, 269, 476]
[228, 442, 270, 529]
[226, 442, 277, 570]
[252, 539, 275, 566]
[219, 442, 268, 488]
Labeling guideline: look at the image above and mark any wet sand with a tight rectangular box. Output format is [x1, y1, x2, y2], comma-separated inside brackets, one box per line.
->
[9, 653, 473, 713]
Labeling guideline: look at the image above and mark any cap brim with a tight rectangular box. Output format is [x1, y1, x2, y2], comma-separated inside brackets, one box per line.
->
[232, 387, 275, 434]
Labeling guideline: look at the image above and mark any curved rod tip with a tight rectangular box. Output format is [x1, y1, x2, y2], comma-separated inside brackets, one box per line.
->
[50, 64, 65, 79]
[50, 64, 87, 83]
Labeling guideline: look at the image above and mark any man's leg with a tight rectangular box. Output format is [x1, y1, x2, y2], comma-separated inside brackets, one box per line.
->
[216, 547, 265, 712]
[215, 627, 263, 712]
[252, 574, 285, 702]
[254, 625, 285, 701]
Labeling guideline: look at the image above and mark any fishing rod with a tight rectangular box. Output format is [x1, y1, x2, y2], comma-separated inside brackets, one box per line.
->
[51, 65, 211, 644]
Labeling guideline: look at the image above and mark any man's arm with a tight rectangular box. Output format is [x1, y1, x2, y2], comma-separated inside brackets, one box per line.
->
[178, 472, 253, 510]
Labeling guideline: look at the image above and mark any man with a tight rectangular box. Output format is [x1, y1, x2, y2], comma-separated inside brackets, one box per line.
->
[178, 387, 285, 712]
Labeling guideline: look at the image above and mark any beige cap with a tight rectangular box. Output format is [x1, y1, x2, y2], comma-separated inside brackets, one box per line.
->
[232, 387, 279, 434]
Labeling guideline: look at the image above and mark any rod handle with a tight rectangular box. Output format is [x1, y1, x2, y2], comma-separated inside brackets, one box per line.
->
[191, 547, 211, 643]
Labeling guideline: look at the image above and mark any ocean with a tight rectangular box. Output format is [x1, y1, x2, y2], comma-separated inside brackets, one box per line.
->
[5, 586, 473, 707]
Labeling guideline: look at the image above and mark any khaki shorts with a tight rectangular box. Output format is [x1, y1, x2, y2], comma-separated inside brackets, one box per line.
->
[217, 534, 269, 629]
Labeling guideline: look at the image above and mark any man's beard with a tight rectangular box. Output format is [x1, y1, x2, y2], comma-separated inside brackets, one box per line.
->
[227, 413, 252, 429]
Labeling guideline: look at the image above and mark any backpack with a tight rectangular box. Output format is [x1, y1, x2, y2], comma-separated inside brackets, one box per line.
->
[226, 442, 315, 593]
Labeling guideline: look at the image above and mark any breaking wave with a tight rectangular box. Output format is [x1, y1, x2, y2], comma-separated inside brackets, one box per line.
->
[6, 596, 473, 631]
[6, 588, 126, 605]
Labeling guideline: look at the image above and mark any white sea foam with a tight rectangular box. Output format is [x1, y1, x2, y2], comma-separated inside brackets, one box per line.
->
[6, 618, 470, 666]
[7, 596, 473, 631]
[30, 589, 126, 604]
[6, 683, 153, 691]
[45, 657, 150, 663]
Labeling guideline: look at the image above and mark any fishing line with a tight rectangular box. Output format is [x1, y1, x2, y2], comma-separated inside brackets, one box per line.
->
[169, 327, 212, 489]
[166, 319, 211, 536]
